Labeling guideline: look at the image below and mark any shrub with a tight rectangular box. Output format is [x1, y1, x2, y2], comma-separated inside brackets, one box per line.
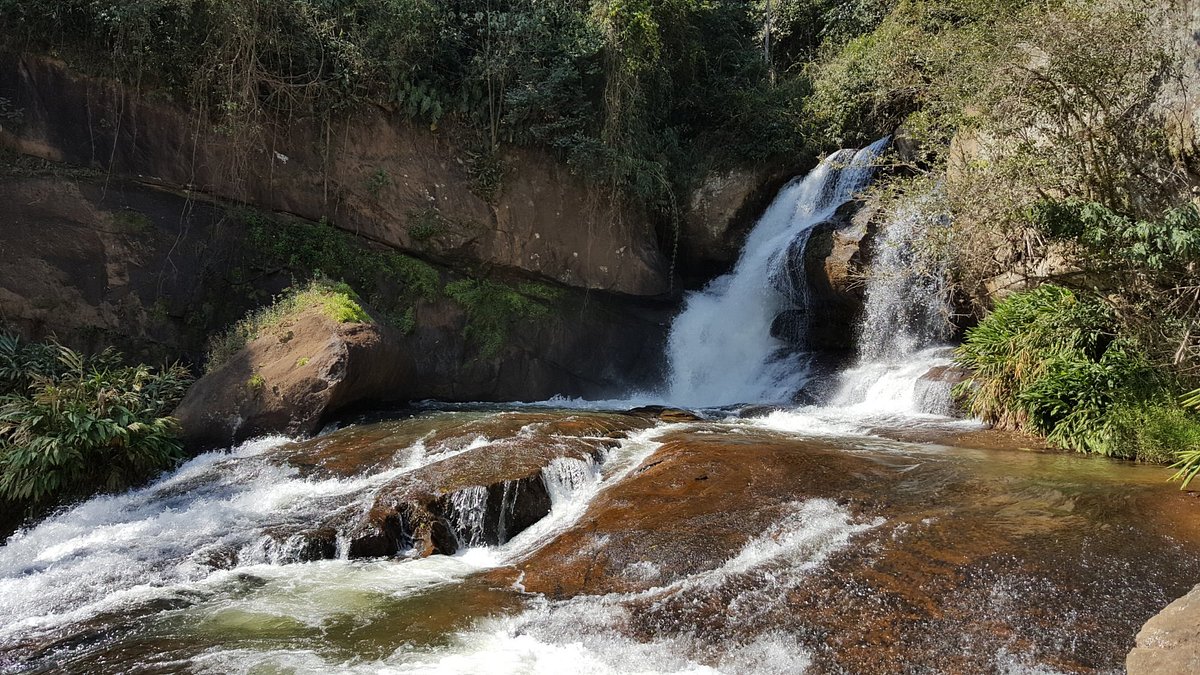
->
[206, 279, 371, 372]
[1029, 199, 1200, 376]
[1109, 403, 1200, 466]
[0, 338, 191, 504]
[955, 285, 1164, 456]
[0, 334, 66, 396]
[1170, 388, 1200, 487]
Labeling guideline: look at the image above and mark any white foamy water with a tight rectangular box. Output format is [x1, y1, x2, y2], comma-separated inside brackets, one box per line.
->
[0, 423, 525, 642]
[664, 138, 890, 408]
[821, 186, 960, 418]
[188, 498, 875, 675]
[0, 422, 668, 660]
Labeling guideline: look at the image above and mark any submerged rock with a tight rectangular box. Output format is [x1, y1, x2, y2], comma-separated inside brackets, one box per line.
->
[174, 307, 412, 449]
[914, 364, 972, 416]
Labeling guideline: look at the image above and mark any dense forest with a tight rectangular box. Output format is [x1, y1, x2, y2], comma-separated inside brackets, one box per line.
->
[1, 0, 1198, 502]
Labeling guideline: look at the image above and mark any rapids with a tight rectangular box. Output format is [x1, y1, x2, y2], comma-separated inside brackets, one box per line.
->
[2, 141, 1196, 673]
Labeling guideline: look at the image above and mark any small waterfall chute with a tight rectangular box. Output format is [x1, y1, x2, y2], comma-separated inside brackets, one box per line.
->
[664, 137, 891, 408]
[830, 185, 958, 415]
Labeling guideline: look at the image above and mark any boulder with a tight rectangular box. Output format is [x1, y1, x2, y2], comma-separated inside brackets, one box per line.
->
[766, 196, 882, 352]
[1128, 584, 1200, 674]
[681, 165, 795, 282]
[173, 307, 412, 449]
[257, 411, 655, 560]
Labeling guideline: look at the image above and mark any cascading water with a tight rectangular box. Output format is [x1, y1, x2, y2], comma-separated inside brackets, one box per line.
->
[829, 186, 957, 415]
[664, 137, 891, 408]
[3, 136, 1194, 675]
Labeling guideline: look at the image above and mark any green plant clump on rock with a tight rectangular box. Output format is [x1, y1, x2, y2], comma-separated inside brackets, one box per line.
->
[445, 278, 562, 358]
[955, 286, 1200, 462]
[206, 279, 371, 372]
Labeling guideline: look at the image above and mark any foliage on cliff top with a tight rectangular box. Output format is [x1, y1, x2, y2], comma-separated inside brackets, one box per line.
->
[205, 278, 370, 372]
[0, 335, 191, 505]
[0, 0, 857, 210]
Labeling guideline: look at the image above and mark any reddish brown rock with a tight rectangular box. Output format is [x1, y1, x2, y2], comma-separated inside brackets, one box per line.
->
[1129, 584, 1200, 674]
[508, 431, 891, 598]
[173, 307, 412, 449]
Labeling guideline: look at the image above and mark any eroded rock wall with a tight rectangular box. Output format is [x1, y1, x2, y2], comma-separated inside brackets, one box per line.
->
[0, 54, 672, 405]
[0, 54, 667, 296]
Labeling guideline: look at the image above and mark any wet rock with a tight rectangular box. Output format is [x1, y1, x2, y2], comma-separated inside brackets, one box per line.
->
[914, 364, 973, 416]
[259, 526, 339, 562]
[352, 438, 600, 558]
[734, 404, 785, 418]
[174, 307, 413, 450]
[764, 195, 882, 353]
[626, 406, 704, 423]
[268, 411, 655, 560]
[803, 198, 883, 352]
[769, 309, 807, 347]
[507, 430, 894, 598]
[1128, 584, 1200, 674]
[681, 166, 794, 282]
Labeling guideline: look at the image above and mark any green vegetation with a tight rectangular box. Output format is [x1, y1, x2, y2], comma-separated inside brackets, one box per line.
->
[406, 208, 446, 243]
[246, 373, 266, 392]
[0, 334, 190, 505]
[0, 0, 859, 217]
[1170, 389, 1200, 487]
[444, 279, 563, 358]
[237, 209, 439, 336]
[365, 168, 392, 198]
[206, 279, 370, 372]
[956, 286, 1200, 463]
[233, 209, 562, 358]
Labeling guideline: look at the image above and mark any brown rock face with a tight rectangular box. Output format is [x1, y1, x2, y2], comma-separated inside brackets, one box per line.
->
[173, 308, 412, 449]
[1128, 584, 1200, 674]
[0, 169, 670, 404]
[766, 196, 881, 354]
[681, 166, 795, 281]
[0, 54, 667, 296]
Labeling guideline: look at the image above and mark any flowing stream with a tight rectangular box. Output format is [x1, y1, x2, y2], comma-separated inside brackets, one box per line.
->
[2, 142, 1197, 673]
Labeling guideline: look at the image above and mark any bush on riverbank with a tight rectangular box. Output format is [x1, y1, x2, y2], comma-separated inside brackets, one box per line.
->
[0, 335, 191, 505]
[955, 286, 1200, 464]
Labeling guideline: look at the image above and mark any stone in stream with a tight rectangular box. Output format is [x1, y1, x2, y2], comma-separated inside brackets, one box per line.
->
[914, 364, 973, 416]
[174, 306, 412, 450]
[247, 411, 655, 562]
[1128, 583, 1200, 674]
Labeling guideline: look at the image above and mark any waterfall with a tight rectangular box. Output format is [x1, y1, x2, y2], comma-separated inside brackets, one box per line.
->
[830, 187, 957, 414]
[664, 137, 890, 408]
[857, 190, 952, 362]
